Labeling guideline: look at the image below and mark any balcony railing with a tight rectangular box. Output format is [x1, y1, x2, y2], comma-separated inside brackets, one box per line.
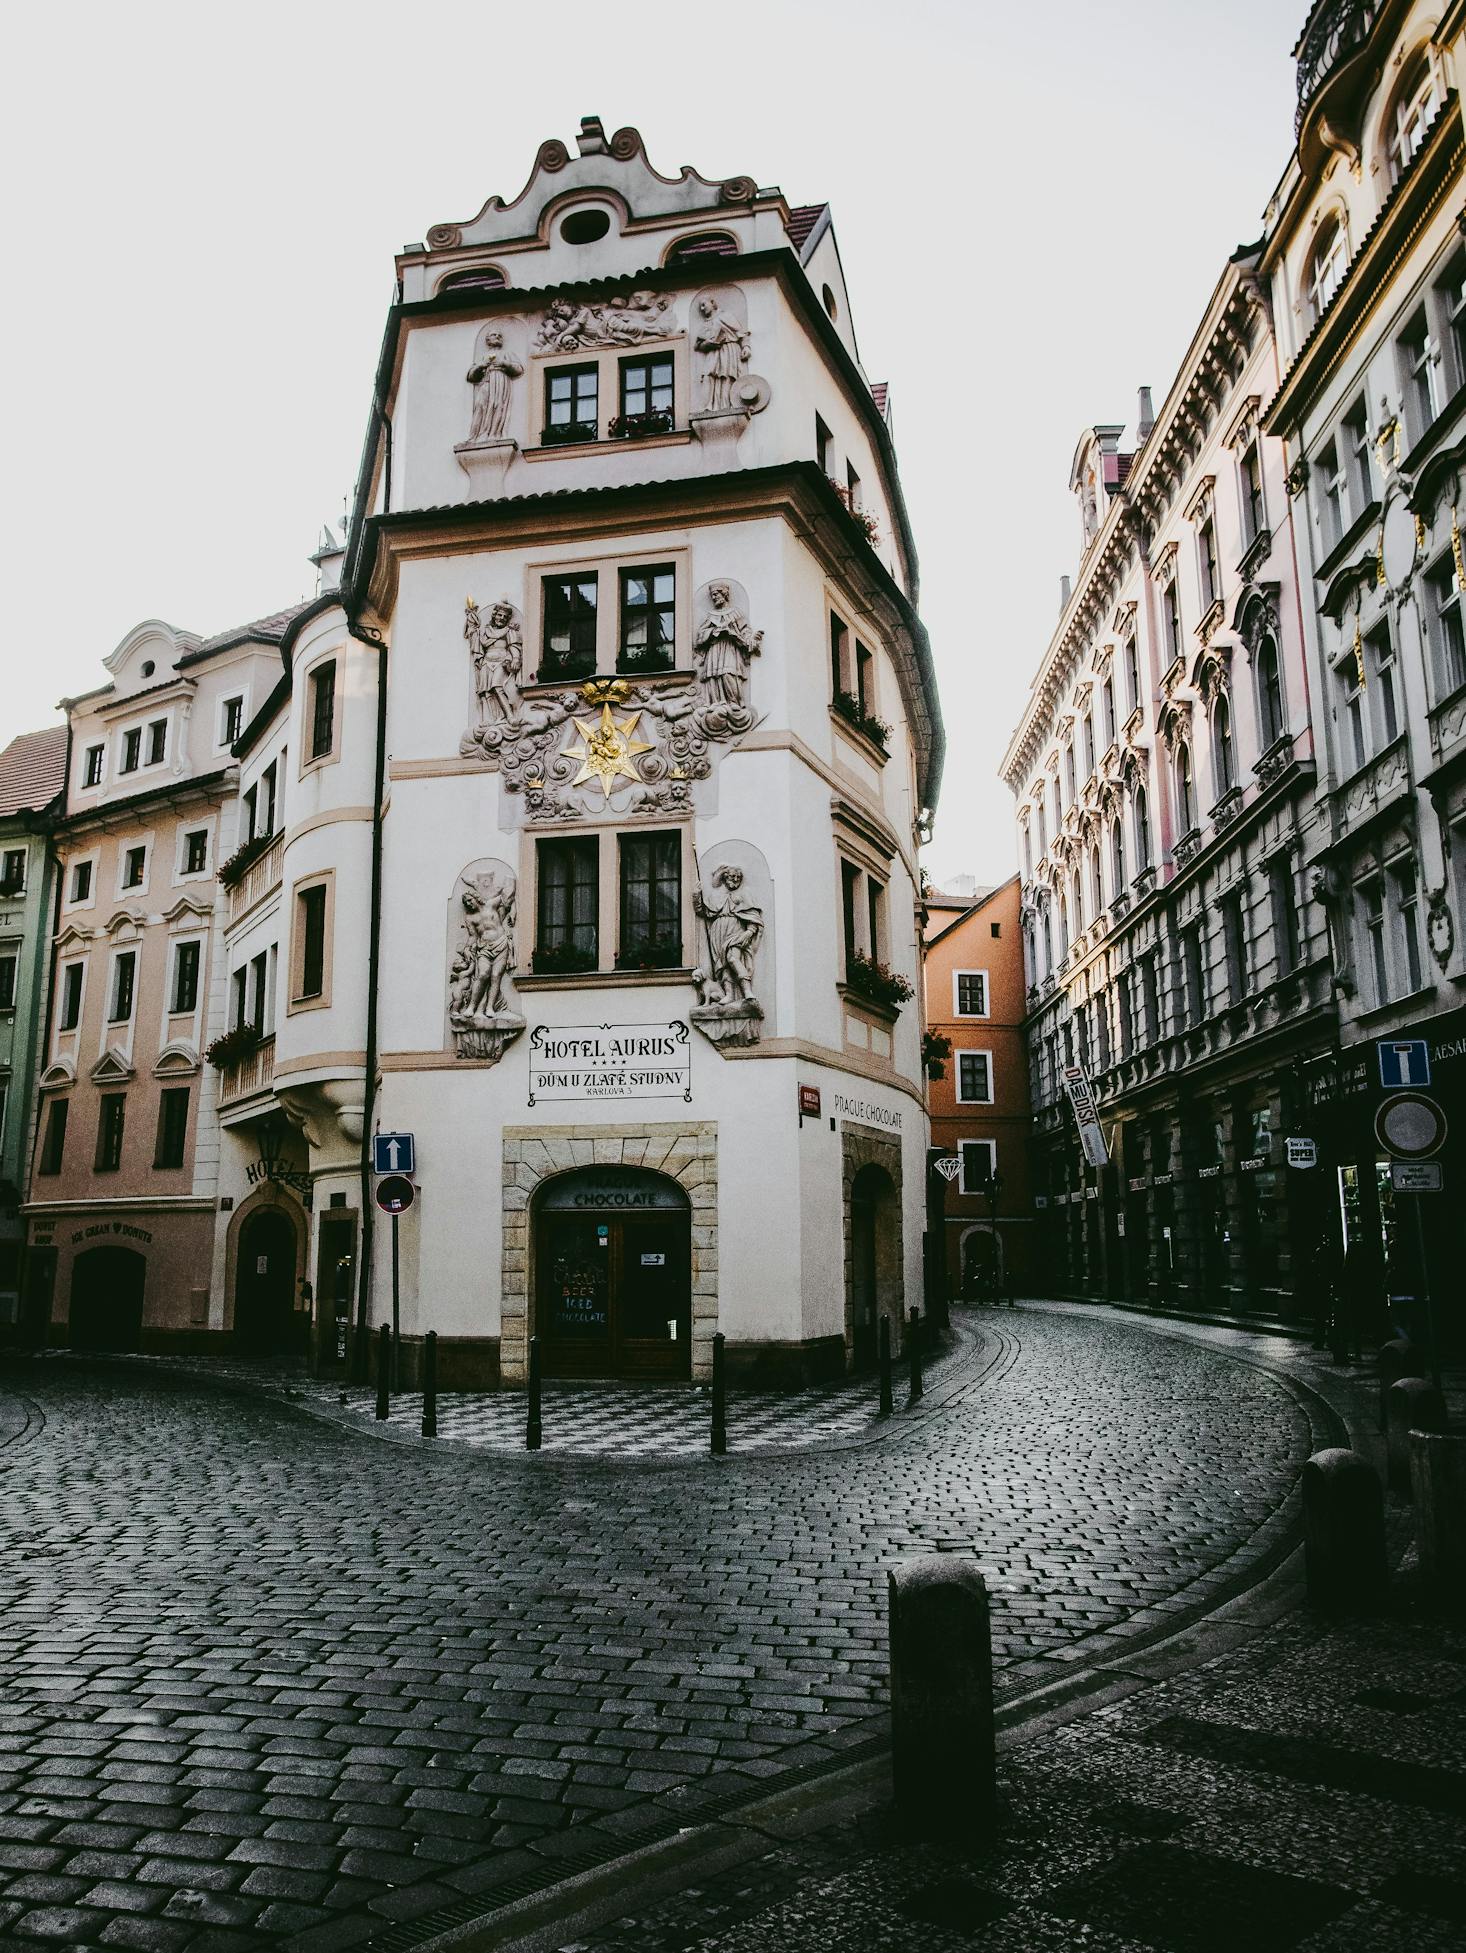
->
[1295, 0, 1385, 133]
[226, 831, 283, 923]
[220, 1033, 275, 1106]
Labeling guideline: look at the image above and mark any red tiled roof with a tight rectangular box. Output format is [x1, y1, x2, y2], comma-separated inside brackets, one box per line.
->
[871, 382, 889, 417]
[0, 726, 67, 817]
[784, 204, 826, 252]
[194, 602, 314, 653]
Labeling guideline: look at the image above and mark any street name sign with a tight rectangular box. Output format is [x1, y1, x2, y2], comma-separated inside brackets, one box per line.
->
[373, 1133, 416, 1175]
[1390, 1160, 1442, 1193]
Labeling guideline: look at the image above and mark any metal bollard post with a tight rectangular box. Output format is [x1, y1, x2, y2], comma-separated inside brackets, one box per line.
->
[888, 1556, 996, 1837]
[1378, 1338, 1425, 1431]
[526, 1334, 542, 1451]
[711, 1331, 727, 1456]
[421, 1330, 438, 1439]
[1386, 1376, 1446, 1498]
[878, 1317, 894, 1419]
[907, 1307, 923, 1405]
[1302, 1448, 1386, 1613]
[375, 1323, 390, 1421]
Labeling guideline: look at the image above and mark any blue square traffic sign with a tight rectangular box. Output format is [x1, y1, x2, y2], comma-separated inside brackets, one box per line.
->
[373, 1132, 416, 1175]
[1377, 1040, 1431, 1090]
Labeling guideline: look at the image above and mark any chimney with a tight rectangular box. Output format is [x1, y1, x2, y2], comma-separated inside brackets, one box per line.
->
[1060, 574, 1072, 614]
[1137, 385, 1155, 440]
[311, 525, 344, 596]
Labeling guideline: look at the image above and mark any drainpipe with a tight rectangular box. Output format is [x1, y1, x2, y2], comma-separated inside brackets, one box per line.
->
[17, 721, 72, 1338]
[346, 618, 389, 1382]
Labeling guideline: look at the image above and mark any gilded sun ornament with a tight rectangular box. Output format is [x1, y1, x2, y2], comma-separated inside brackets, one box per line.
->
[561, 704, 654, 799]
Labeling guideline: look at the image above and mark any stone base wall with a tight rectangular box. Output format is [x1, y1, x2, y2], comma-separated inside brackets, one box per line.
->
[501, 1121, 718, 1384]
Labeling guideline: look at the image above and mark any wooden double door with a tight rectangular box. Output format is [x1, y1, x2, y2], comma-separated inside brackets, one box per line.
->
[538, 1209, 691, 1380]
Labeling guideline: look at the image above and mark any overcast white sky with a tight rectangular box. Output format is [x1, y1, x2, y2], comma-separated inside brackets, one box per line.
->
[1, 0, 1299, 886]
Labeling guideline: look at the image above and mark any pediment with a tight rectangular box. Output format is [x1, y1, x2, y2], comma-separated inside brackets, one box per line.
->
[90, 1046, 136, 1085]
[55, 924, 92, 951]
[104, 907, 147, 939]
[153, 1040, 201, 1078]
[39, 1058, 76, 1090]
[162, 896, 212, 924]
[1320, 552, 1378, 624]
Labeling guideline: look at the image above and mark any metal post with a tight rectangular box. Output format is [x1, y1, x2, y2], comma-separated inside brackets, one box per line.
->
[907, 1307, 922, 1404]
[390, 1211, 401, 1390]
[375, 1322, 390, 1421]
[710, 1331, 727, 1456]
[421, 1329, 437, 1439]
[526, 1334, 542, 1451]
[878, 1316, 894, 1418]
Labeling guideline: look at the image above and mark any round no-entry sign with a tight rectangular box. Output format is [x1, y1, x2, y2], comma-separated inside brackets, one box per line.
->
[1374, 1092, 1448, 1161]
[374, 1174, 416, 1214]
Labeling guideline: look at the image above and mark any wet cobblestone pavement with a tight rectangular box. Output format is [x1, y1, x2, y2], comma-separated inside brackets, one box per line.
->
[0, 1308, 1326, 1949]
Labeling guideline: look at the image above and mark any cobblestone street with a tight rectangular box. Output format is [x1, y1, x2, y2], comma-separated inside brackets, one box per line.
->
[0, 1307, 1328, 1950]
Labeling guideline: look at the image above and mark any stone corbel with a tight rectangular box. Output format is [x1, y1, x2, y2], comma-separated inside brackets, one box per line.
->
[455, 438, 518, 498]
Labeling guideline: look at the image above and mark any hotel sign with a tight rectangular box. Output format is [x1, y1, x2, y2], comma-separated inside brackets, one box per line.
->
[528, 1021, 692, 1105]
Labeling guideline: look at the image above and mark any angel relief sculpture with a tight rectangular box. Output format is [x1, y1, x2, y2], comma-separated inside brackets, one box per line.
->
[534, 290, 677, 352]
[447, 863, 526, 1063]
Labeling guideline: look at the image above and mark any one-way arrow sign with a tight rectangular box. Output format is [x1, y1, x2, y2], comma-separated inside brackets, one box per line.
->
[373, 1132, 416, 1176]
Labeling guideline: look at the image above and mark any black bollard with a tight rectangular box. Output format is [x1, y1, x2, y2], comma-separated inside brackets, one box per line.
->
[1386, 1376, 1446, 1498]
[711, 1331, 727, 1457]
[888, 1556, 996, 1838]
[375, 1323, 390, 1421]
[907, 1307, 923, 1405]
[421, 1330, 438, 1439]
[1378, 1338, 1425, 1431]
[1302, 1448, 1386, 1613]
[526, 1334, 542, 1451]
[878, 1317, 894, 1419]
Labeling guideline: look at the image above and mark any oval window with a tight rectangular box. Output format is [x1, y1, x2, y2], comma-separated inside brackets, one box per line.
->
[561, 209, 612, 245]
[822, 282, 838, 320]
[140, 660, 155, 677]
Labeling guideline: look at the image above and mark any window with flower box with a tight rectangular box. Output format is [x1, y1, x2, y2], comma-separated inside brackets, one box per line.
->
[543, 363, 599, 446]
[613, 354, 674, 439]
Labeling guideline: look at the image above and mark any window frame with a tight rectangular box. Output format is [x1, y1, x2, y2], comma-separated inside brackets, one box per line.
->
[37, 1097, 68, 1175]
[118, 841, 149, 895]
[616, 351, 675, 430]
[58, 960, 85, 1033]
[542, 360, 600, 446]
[154, 1087, 190, 1171]
[959, 1139, 997, 1195]
[1424, 550, 1466, 698]
[616, 829, 683, 969]
[955, 1048, 994, 1105]
[108, 948, 137, 1025]
[81, 742, 105, 790]
[0, 847, 26, 896]
[0, 950, 16, 1012]
[146, 717, 168, 768]
[119, 726, 143, 775]
[170, 937, 202, 1016]
[952, 969, 989, 1018]
[220, 693, 246, 749]
[534, 833, 601, 970]
[308, 658, 338, 765]
[289, 871, 335, 1012]
[529, 547, 691, 686]
[67, 855, 96, 909]
[616, 564, 677, 676]
[95, 1092, 126, 1172]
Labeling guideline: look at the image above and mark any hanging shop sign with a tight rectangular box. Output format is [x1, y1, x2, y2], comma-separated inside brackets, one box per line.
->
[1285, 1137, 1318, 1169]
[933, 1155, 962, 1183]
[527, 1022, 692, 1106]
[1062, 1064, 1110, 1168]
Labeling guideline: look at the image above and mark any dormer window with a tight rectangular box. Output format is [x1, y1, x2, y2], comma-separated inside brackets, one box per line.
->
[544, 364, 599, 446]
[82, 744, 104, 789]
[666, 232, 738, 264]
[560, 208, 611, 246]
[439, 265, 507, 292]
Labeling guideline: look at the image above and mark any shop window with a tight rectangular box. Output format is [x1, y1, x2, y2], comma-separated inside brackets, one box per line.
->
[59, 962, 83, 1031]
[109, 951, 136, 1023]
[95, 1093, 126, 1172]
[617, 831, 680, 968]
[618, 565, 675, 674]
[0, 848, 24, 895]
[956, 1051, 993, 1104]
[309, 661, 337, 762]
[154, 1088, 190, 1170]
[171, 940, 200, 1014]
[535, 836, 599, 972]
[543, 363, 599, 445]
[542, 575, 599, 681]
[37, 1099, 68, 1174]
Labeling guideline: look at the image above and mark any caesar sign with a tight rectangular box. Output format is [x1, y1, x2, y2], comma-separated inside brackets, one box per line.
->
[527, 1021, 693, 1106]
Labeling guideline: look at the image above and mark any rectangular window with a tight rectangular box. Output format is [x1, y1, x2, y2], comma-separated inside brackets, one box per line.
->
[1162, 579, 1182, 662]
[172, 940, 200, 1014]
[0, 848, 24, 893]
[1400, 308, 1439, 440]
[260, 762, 277, 835]
[296, 883, 328, 1000]
[617, 831, 681, 967]
[38, 1099, 68, 1174]
[854, 642, 874, 718]
[1240, 443, 1265, 543]
[617, 353, 674, 430]
[1270, 861, 1301, 974]
[815, 414, 833, 476]
[1183, 926, 1206, 1025]
[846, 461, 861, 509]
[59, 962, 83, 1031]
[1363, 878, 1389, 1003]
[1425, 554, 1466, 696]
[71, 860, 93, 904]
[954, 971, 988, 1016]
[1116, 970, 1133, 1062]
[1317, 442, 1345, 551]
[249, 951, 268, 1030]
[222, 696, 244, 746]
[1221, 892, 1248, 1004]
[1346, 682, 1368, 772]
[147, 719, 167, 766]
[183, 829, 208, 875]
[542, 575, 598, 680]
[536, 836, 599, 968]
[0, 954, 15, 1011]
[840, 858, 860, 968]
[543, 363, 598, 444]
[109, 951, 136, 1023]
[1445, 249, 1466, 390]
[1125, 636, 1141, 713]
[309, 661, 336, 761]
[867, 878, 885, 962]
[1102, 675, 1116, 747]
[232, 964, 248, 1030]
[83, 744, 104, 788]
[957, 1051, 993, 1103]
[1392, 859, 1424, 994]
[154, 1088, 190, 1170]
[1141, 955, 1160, 1044]
[1368, 623, 1399, 744]
[830, 612, 849, 699]
[618, 565, 675, 673]
[1082, 713, 1096, 778]
[1198, 516, 1219, 609]
[122, 845, 146, 890]
[243, 783, 258, 842]
[120, 727, 142, 774]
[959, 1140, 996, 1194]
[95, 1093, 125, 1172]
[1344, 399, 1373, 514]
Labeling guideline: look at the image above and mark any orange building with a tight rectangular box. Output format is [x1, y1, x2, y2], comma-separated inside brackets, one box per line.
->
[922, 874, 1034, 1294]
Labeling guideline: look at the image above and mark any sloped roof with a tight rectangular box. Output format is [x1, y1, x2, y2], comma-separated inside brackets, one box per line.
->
[784, 203, 827, 252]
[871, 382, 889, 418]
[188, 601, 315, 659]
[0, 726, 67, 817]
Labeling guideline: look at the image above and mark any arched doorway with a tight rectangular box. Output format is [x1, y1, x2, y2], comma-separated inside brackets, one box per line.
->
[961, 1224, 1001, 1299]
[850, 1163, 899, 1368]
[535, 1166, 691, 1380]
[234, 1207, 299, 1355]
[70, 1247, 146, 1351]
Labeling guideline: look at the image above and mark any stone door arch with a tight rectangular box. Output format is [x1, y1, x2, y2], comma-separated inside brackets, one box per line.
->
[842, 1124, 904, 1367]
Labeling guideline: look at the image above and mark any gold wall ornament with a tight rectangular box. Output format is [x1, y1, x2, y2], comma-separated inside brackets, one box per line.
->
[560, 704, 654, 799]
[1353, 617, 1367, 691]
[1415, 514, 1428, 557]
[1376, 524, 1387, 586]
[1374, 415, 1401, 475]
[1453, 506, 1464, 591]
[579, 676, 631, 708]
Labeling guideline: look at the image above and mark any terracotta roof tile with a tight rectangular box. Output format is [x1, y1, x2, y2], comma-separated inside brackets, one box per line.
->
[784, 204, 826, 252]
[0, 726, 67, 817]
[871, 382, 889, 417]
[194, 601, 314, 654]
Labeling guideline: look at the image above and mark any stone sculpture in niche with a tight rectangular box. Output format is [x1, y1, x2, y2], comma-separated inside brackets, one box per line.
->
[692, 864, 764, 1047]
[465, 599, 524, 731]
[693, 294, 750, 411]
[534, 290, 677, 352]
[466, 327, 523, 441]
[447, 862, 526, 1063]
[457, 584, 765, 821]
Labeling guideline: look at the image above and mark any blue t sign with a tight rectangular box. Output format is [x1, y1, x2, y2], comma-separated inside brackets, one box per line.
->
[373, 1132, 416, 1176]
[1377, 1040, 1430, 1090]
